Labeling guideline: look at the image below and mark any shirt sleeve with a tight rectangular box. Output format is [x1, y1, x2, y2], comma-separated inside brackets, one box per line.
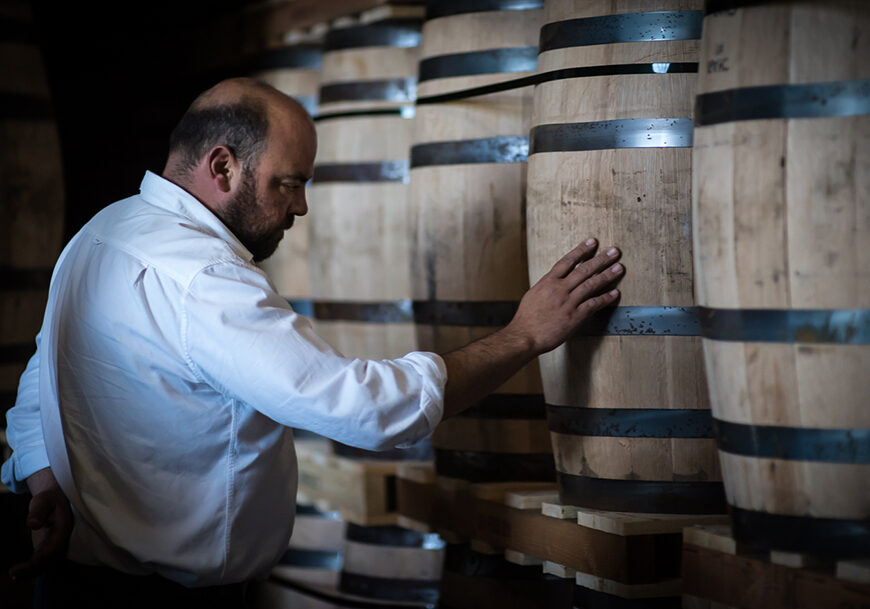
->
[181, 261, 446, 451]
[1, 333, 51, 494]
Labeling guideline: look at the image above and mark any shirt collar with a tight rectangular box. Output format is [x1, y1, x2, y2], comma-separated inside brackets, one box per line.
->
[138, 170, 255, 263]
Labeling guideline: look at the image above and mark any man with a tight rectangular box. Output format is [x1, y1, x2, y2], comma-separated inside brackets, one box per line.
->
[2, 78, 624, 606]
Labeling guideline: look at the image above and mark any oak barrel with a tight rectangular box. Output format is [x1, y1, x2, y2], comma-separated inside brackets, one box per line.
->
[272, 503, 345, 587]
[0, 0, 65, 435]
[409, 0, 553, 483]
[338, 523, 444, 604]
[251, 43, 322, 313]
[525, 0, 724, 514]
[307, 13, 433, 460]
[693, 1, 870, 557]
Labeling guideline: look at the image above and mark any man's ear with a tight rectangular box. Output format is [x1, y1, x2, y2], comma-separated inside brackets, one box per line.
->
[206, 145, 239, 193]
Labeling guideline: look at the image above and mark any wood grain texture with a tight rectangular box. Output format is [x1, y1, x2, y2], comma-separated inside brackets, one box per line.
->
[682, 543, 870, 609]
[526, 1, 712, 502]
[693, 4, 870, 525]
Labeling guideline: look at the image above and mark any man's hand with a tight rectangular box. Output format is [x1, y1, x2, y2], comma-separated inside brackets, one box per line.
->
[505, 238, 622, 354]
[440, 238, 623, 418]
[9, 467, 73, 581]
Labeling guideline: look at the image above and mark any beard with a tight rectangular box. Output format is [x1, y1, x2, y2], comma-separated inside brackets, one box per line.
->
[221, 168, 287, 263]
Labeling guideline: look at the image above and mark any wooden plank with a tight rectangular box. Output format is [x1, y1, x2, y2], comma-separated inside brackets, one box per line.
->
[396, 476, 680, 584]
[541, 501, 579, 520]
[543, 561, 576, 579]
[504, 490, 559, 511]
[575, 573, 682, 599]
[577, 509, 729, 536]
[683, 525, 742, 556]
[683, 544, 870, 609]
[295, 440, 420, 525]
[769, 550, 833, 570]
[505, 549, 543, 566]
[838, 560, 870, 585]
[397, 463, 436, 485]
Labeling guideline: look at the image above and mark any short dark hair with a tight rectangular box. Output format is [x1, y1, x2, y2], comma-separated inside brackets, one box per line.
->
[167, 97, 269, 175]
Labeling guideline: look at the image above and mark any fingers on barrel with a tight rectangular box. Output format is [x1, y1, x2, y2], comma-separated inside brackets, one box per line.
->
[549, 238, 598, 277]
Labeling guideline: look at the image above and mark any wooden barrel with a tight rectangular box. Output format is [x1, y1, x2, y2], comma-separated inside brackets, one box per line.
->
[693, 1, 870, 557]
[308, 11, 432, 460]
[525, 0, 725, 514]
[252, 44, 322, 320]
[272, 503, 345, 587]
[0, 0, 64, 434]
[438, 543, 573, 609]
[338, 523, 444, 604]
[409, 0, 553, 483]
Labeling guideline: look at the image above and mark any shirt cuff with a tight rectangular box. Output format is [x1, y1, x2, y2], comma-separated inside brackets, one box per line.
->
[1, 445, 51, 494]
[396, 351, 447, 446]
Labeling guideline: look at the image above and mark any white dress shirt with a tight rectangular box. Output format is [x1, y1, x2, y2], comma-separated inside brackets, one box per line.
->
[1, 171, 446, 586]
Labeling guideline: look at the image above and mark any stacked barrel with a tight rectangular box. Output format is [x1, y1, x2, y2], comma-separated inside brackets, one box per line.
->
[305, 11, 433, 461]
[252, 41, 322, 322]
[410, 0, 553, 484]
[693, 0, 870, 559]
[527, 0, 724, 515]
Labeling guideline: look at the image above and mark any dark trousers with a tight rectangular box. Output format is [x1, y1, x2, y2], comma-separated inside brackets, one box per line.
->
[34, 559, 249, 609]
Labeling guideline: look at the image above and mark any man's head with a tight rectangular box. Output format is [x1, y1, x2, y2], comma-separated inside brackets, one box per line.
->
[163, 78, 317, 262]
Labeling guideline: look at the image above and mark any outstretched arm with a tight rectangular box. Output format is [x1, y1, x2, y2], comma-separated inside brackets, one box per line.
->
[440, 239, 622, 419]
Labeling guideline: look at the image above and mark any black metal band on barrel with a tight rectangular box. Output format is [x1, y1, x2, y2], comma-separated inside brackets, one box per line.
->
[579, 306, 701, 336]
[278, 548, 342, 570]
[418, 46, 538, 82]
[459, 394, 547, 419]
[573, 586, 680, 609]
[434, 449, 556, 483]
[539, 11, 704, 53]
[339, 572, 440, 604]
[247, 45, 322, 71]
[413, 299, 519, 325]
[557, 472, 727, 514]
[0, 266, 52, 290]
[323, 19, 422, 51]
[0, 93, 54, 120]
[714, 419, 870, 463]
[730, 506, 870, 559]
[410, 136, 529, 167]
[444, 543, 549, 579]
[310, 300, 413, 323]
[416, 62, 699, 105]
[426, 0, 543, 20]
[344, 523, 434, 547]
[314, 107, 413, 122]
[698, 307, 870, 344]
[0, 344, 35, 364]
[530, 118, 694, 154]
[548, 405, 715, 438]
[296, 502, 333, 516]
[312, 161, 409, 183]
[318, 78, 417, 104]
[695, 79, 870, 126]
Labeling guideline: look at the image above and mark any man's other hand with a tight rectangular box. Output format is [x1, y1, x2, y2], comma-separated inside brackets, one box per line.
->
[9, 467, 73, 581]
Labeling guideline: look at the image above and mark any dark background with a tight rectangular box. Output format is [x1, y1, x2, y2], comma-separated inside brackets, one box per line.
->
[31, 1, 257, 243]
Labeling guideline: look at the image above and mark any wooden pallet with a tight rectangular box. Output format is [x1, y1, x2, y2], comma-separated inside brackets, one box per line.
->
[295, 440, 431, 526]
[682, 525, 870, 609]
[396, 464, 728, 588]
